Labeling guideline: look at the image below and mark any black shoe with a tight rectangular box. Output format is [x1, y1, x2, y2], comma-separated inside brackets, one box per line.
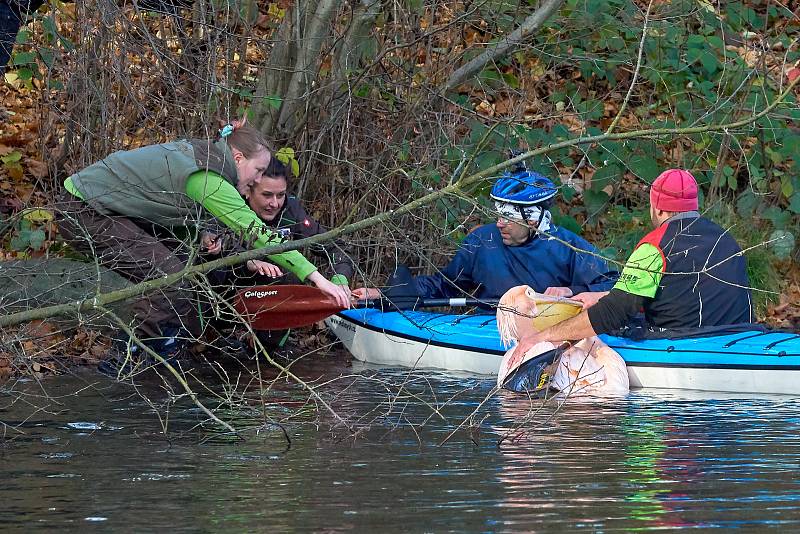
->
[98, 349, 186, 377]
[250, 330, 282, 358]
[252, 337, 303, 363]
[99, 328, 188, 377]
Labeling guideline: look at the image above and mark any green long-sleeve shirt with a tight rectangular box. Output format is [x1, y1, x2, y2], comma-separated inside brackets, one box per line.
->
[184, 171, 316, 280]
[64, 169, 317, 281]
[186, 171, 317, 280]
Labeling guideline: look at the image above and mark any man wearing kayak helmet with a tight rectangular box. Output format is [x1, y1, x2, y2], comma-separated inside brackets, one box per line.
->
[510, 168, 754, 363]
[354, 167, 619, 301]
[491, 170, 558, 247]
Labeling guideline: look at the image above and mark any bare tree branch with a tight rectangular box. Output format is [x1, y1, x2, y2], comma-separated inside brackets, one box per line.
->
[2, 71, 796, 330]
[440, 0, 565, 95]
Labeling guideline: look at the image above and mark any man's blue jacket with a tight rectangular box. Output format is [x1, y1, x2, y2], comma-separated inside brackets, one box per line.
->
[413, 224, 619, 300]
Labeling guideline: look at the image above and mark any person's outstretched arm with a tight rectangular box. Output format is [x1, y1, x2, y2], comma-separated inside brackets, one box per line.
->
[186, 170, 317, 280]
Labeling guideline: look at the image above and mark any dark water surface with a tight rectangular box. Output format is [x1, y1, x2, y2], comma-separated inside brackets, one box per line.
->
[2, 358, 800, 531]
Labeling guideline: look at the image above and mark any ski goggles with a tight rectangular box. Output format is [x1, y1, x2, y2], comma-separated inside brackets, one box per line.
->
[494, 201, 543, 222]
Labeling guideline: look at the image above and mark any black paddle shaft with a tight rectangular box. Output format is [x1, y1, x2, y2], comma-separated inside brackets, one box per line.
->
[357, 297, 500, 311]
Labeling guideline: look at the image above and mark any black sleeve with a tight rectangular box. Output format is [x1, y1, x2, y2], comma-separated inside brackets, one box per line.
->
[587, 288, 646, 335]
[287, 199, 355, 281]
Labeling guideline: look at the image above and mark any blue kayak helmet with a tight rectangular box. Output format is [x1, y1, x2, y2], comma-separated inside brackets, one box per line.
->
[490, 170, 557, 244]
[490, 170, 558, 207]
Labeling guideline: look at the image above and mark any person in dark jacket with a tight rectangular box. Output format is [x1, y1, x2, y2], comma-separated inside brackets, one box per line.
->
[510, 168, 754, 363]
[0, 0, 43, 74]
[353, 170, 618, 302]
[205, 158, 355, 355]
[239, 158, 354, 285]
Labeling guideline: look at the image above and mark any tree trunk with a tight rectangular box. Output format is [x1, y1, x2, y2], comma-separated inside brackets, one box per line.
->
[252, 0, 342, 138]
[440, 0, 566, 96]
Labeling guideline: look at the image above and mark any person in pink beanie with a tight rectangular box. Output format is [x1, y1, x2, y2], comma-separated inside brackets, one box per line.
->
[649, 168, 699, 212]
[510, 168, 754, 360]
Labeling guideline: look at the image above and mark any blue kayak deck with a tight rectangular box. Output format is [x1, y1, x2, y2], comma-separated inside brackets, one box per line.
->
[339, 309, 800, 369]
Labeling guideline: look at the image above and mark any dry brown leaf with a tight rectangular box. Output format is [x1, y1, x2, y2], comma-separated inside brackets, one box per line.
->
[89, 344, 107, 358]
[7, 166, 23, 181]
[25, 320, 56, 339]
[494, 98, 512, 115]
[475, 100, 494, 117]
[25, 159, 48, 179]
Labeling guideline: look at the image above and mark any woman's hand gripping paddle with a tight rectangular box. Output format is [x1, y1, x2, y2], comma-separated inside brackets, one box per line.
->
[234, 266, 425, 330]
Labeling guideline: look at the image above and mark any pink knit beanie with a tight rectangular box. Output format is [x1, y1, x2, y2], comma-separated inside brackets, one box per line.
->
[650, 169, 698, 212]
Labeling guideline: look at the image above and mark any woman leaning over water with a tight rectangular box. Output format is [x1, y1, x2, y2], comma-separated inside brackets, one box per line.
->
[56, 121, 351, 363]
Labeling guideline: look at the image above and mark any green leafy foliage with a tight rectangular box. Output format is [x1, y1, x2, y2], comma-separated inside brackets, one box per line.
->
[8, 216, 49, 254]
[275, 147, 301, 177]
[443, 0, 799, 286]
[771, 230, 796, 261]
[1, 150, 24, 180]
[7, 10, 68, 89]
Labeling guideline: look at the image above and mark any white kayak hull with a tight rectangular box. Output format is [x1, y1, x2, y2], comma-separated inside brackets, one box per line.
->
[327, 313, 502, 375]
[326, 310, 800, 395]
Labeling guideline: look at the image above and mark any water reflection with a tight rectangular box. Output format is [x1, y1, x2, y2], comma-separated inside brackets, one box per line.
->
[1, 367, 800, 530]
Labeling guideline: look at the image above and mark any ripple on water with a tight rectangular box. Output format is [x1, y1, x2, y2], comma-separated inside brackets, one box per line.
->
[124, 473, 192, 482]
[39, 452, 74, 460]
[3, 373, 800, 531]
[66, 422, 102, 431]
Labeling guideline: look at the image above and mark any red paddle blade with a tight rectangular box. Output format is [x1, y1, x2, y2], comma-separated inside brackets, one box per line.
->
[233, 285, 344, 330]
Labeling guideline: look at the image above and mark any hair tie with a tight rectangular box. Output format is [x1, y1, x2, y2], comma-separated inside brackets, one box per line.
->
[219, 124, 235, 138]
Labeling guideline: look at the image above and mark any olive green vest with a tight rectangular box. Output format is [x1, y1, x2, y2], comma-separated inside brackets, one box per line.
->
[69, 139, 239, 226]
